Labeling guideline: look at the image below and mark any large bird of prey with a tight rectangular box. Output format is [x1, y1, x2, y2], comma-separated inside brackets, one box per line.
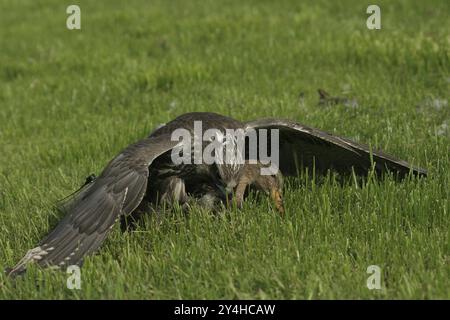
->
[6, 112, 427, 276]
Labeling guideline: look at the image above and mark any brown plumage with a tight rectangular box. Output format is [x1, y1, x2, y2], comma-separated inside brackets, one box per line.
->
[234, 162, 284, 215]
[6, 112, 426, 276]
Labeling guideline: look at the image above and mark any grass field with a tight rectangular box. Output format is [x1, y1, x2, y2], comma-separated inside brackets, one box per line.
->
[0, 0, 448, 299]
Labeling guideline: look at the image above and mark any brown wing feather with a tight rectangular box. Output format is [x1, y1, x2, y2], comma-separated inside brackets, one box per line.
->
[7, 134, 178, 277]
[244, 118, 427, 177]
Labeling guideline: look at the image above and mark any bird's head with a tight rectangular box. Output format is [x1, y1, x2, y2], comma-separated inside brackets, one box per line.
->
[216, 162, 245, 194]
[209, 129, 246, 194]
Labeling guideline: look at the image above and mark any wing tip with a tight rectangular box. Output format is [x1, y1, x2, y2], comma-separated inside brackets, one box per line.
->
[413, 166, 428, 177]
[4, 265, 27, 278]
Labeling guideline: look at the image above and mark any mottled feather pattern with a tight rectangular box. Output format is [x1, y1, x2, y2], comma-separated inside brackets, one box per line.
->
[7, 113, 426, 276]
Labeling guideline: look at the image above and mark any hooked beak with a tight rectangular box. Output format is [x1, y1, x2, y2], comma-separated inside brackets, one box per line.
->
[225, 181, 237, 194]
[216, 180, 237, 195]
[216, 182, 241, 209]
[225, 185, 234, 194]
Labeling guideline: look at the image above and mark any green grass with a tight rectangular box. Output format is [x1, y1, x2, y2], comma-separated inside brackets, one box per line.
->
[0, 0, 448, 299]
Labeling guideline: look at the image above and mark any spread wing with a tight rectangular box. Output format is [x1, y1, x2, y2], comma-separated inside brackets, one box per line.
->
[7, 134, 178, 277]
[244, 118, 427, 178]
